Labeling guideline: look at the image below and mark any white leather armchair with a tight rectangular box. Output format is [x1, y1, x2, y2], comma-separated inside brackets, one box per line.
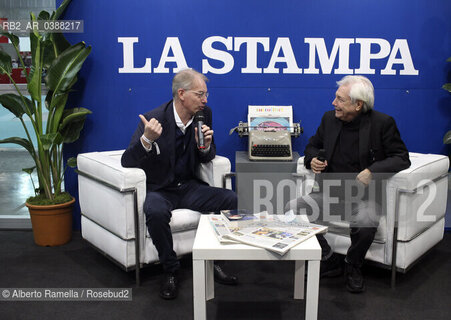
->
[77, 150, 232, 285]
[294, 152, 449, 287]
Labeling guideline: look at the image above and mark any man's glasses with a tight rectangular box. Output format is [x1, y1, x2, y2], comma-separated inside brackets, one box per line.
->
[187, 90, 209, 99]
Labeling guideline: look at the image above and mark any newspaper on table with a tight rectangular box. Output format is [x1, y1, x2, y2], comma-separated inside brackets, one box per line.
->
[208, 210, 327, 255]
[208, 215, 240, 244]
[220, 209, 260, 227]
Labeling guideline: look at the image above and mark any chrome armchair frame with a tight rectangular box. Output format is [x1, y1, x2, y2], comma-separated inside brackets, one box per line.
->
[78, 169, 142, 285]
[293, 171, 448, 289]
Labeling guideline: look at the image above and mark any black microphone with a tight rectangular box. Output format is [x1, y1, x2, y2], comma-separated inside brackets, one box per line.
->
[194, 111, 205, 149]
[313, 149, 326, 193]
[317, 149, 326, 162]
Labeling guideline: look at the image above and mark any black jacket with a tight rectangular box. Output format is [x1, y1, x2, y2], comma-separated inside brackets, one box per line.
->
[304, 110, 410, 173]
[121, 100, 216, 191]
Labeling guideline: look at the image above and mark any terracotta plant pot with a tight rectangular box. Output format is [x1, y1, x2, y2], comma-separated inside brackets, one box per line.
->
[26, 198, 75, 246]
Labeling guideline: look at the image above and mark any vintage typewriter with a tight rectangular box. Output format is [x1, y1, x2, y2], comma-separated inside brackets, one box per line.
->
[248, 130, 292, 161]
[229, 104, 303, 161]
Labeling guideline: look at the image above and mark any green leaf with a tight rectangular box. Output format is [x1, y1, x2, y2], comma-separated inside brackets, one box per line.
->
[38, 10, 51, 21]
[444, 130, 451, 144]
[51, 32, 71, 57]
[0, 137, 34, 154]
[59, 107, 92, 143]
[67, 157, 77, 168]
[22, 166, 36, 174]
[29, 12, 41, 39]
[37, 11, 52, 42]
[0, 50, 12, 75]
[45, 42, 92, 94]
[45, 90, 53, 110]
[45, 90, 68, 111]
[0, 93, 34, 118]
[60, 118, 86, 143]
[442, 83, 451, 93]
[47, 92, 69, 133]
[42, 39, 56, 69]
[53, 132, 64, 145]
[52, 0, 73, 21]
[40, 133, 59, 150]
[27, 14, 43, 102]
[447, 57, 451, 62]
[0, 31, 19, 48]
[60, 107, 92, 128]
[29, 26, 39, 57]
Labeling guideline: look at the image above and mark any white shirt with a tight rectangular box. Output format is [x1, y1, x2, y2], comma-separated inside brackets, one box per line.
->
[172, 102, 193, 134]
[141, 102, 209, 153]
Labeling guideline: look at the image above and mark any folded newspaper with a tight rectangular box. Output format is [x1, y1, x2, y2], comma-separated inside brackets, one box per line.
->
[208, 210, 327, 255]
[220, 209, 261, 227]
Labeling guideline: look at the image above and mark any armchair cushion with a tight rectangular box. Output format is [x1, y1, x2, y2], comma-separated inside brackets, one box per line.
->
[78, 150, 146, 240]
[77, 150, 232, 268]
[385, 153, 448, 242]
[295, 152, 449, 270]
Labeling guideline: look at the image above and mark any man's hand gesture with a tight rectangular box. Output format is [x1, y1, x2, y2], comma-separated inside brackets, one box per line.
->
[139, 114, 162, 143]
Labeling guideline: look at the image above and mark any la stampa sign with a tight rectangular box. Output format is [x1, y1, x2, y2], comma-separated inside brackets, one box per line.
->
[118, 36, 419, 76]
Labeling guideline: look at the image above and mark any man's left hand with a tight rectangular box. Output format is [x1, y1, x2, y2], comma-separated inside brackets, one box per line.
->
[356, 168, 372, 186]
[195, 124, 213, 149]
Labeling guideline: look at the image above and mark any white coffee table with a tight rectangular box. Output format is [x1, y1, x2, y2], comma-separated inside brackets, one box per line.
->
[192, 215, 322, 320]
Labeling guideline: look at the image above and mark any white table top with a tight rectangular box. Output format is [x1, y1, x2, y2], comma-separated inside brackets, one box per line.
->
[193, 215, 322, 261]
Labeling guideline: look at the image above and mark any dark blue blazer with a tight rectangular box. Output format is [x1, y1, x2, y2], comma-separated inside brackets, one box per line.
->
[121, 100, 216, 191]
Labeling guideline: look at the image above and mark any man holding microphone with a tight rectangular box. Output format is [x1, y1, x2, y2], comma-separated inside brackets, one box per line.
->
[122, 69, 237, 299]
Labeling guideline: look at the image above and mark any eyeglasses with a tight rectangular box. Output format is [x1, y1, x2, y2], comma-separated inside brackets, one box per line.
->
[187, 90, 209, 99]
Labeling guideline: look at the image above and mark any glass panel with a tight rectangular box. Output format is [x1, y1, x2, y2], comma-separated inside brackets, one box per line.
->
[0, 95, 48, 148]
[0, 95, 46, 225]
[0, 0, 56, 84]
[0, 0, 55, 228]
[0, 149, 36, 217]
[0, 0, 55, 20]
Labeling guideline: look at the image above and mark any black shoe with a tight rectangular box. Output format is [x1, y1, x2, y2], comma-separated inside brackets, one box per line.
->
[344, 262, 365, 293]
[214, 264, 238, 285]
[320, 253, 343, 278]
[160, 273, 178, 300]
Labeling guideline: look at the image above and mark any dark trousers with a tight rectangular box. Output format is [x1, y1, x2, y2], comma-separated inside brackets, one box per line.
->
[143, 179, 237, 273]
[317, 227, 377, 267]
[286, 190, 381, 267]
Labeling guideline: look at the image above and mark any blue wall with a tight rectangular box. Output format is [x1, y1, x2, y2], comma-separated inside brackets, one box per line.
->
[60, 0, 451, 229]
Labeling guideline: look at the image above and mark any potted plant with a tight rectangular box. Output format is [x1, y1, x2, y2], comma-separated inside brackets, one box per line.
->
[0, 0, 91, 246]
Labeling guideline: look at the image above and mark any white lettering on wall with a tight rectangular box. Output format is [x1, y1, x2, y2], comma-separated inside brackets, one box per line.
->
[118, 36, 419, 76]
[154, 37, 188, 73]
[234, 37, 270, 73]
[382, 39, 419, 75]
[304, 38, 354, 74]
[118, 37, 151, 73]
[202, 36, 234, 74]
[355, 38, 391, 74]
[263, 37, 302, 74]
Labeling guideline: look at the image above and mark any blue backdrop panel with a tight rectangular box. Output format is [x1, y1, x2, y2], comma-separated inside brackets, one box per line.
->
[59, 0, 451, 229]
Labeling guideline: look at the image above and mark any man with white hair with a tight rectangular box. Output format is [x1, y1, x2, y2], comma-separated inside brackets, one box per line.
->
[286, 75, 410, 293]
